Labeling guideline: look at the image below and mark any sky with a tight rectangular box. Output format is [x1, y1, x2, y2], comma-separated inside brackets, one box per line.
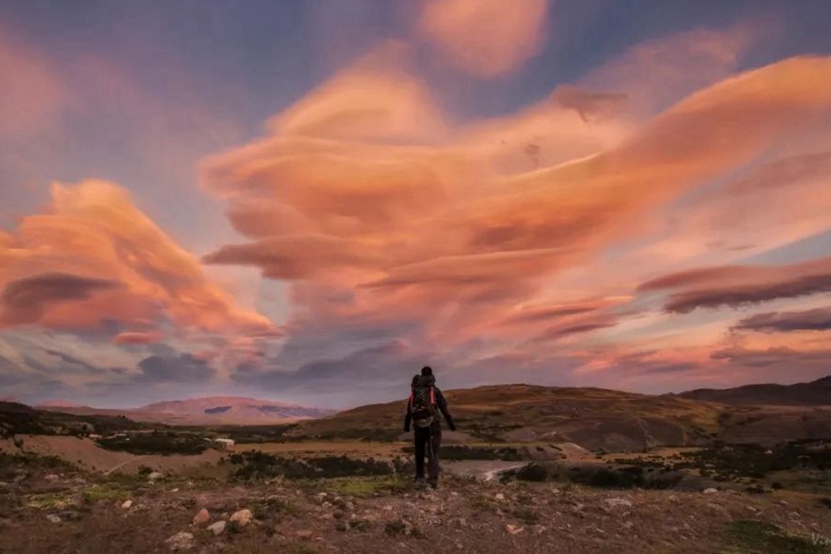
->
[1, 0, 830, 409]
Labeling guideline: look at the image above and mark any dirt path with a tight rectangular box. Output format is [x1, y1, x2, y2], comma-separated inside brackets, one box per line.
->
[103, 456, 148, 476]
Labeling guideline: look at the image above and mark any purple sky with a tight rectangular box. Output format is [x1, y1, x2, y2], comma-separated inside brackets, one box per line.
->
[1, 0, 830, 409]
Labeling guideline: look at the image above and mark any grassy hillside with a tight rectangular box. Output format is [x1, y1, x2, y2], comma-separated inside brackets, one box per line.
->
[0, 401, 150, 438]
[286, 384, 728, 450]
[679, 375, 831, 406]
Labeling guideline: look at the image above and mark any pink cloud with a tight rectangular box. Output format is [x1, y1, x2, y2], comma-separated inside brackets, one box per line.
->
[640, 256, 831, 314]
[0, 180, 275, 340]
[417, 0, 550, 78]
[202, 47, 831, 361]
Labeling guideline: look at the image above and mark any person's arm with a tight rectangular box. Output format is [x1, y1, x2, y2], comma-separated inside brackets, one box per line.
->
[403, 397, 412, 432]
[434, 387, 456, 431]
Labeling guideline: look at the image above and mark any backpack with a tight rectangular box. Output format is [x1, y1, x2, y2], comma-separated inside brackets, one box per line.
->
[410, 379, 436, 428]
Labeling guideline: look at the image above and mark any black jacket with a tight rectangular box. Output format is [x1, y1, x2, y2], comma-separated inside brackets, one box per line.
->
[404, 376, 455, 432]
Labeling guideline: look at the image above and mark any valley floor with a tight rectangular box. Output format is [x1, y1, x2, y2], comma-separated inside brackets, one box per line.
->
[2, 463, 830, 554]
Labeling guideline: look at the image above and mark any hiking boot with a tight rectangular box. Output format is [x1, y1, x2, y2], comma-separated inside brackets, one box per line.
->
[414, 478, 426, 490]
[427, 479, 438, 489]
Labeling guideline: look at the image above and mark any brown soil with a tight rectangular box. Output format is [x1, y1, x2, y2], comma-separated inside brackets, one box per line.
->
[0, 436, 222, 474]
[2, 463, 830, 553]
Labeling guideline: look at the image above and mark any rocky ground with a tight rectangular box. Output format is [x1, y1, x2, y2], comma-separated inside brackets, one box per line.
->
[2, 459, 831, 554]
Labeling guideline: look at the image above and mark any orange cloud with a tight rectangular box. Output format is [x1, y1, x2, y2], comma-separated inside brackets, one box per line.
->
[0, 180, 275, 340]
[417, 0, 550, 78]
[578, 22, 768, 115]
[639, 255, 831, 314]
[202, 49, 831, 356]
[112, 331, 163, 345]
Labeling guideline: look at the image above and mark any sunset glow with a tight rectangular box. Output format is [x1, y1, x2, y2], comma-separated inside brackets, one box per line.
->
[1, 0, 830, 408]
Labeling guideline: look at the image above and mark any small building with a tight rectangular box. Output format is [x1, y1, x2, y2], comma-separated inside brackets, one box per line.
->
[213, 438, 235, 449]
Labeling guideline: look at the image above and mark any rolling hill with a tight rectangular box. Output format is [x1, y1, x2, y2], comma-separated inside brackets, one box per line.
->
[678, 375, 831, 405]
[0, 401, 150, 438]
[287, 379, 831, 451]
[36, 396, 335, 425]
[286, 384, 727, 450]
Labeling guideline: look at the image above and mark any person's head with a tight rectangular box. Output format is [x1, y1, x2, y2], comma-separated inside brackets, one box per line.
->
[421, 366, 433, 376]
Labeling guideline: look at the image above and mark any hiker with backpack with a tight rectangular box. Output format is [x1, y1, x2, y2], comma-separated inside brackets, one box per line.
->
[404, 366, 456, 489]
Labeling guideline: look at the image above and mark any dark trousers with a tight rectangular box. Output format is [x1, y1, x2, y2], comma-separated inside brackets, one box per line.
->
[414, 423, 442, 483]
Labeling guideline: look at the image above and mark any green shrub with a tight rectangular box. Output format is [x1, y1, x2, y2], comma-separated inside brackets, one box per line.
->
[231, 452, 393, 480]
[96, 432, 207, 455]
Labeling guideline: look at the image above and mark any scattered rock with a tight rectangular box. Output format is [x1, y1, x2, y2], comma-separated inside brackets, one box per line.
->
[44, 474, 59, 482]
[345, 502, 355, 511]
[147, 472, 164, 482]
[165, 531, 194, 551]
[383, 505, 394, 511]
[192, 508, 210, 525]
[46, 514, 61, 524]
[505, 524, 524, 535]
[707, 503, 728, 516]
[59, 510, 82, 521]
[605, 498, 633, 509]
[121, 500, 133, 510]
[703, 488, 718, 495]
[229, 509, 252, 527]
[207, 521, 226, 536]
[296, 530, 313, 541]
[495, 493, 505, 501]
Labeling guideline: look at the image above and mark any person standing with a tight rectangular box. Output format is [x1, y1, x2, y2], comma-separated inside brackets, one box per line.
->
[404, 366, 456, 488]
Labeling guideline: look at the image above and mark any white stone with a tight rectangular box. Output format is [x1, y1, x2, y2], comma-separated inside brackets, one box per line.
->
[229, 508, 252, 527]
[207, 521, 226, 535]
[505, 524, 524, 535]
[703, 488, 718, 495]
[605, 497, 633, 508]
[165, 531, 194, 551]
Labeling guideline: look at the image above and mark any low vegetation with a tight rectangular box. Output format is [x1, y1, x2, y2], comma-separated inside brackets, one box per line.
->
[402, 444, 525, 461]
[504, 461, 688, 490]
[230, 451, 395, 480]
[95, 431, 209, 455]
[0, 401, 149, 438]
[722, 520, 829, 554]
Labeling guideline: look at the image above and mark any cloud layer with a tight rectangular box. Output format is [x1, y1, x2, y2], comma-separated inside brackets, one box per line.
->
[417, 0, 550, 78]
[2, 6, 831, 406]
[0, 180, 273, 339]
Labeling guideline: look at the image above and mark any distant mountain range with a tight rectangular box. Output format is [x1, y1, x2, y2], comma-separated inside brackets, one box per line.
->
[36, 396, 335, 425]
[677, 375, 831, 406]
[288, 375, 831, 450]
[5, 374, 831, 452]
